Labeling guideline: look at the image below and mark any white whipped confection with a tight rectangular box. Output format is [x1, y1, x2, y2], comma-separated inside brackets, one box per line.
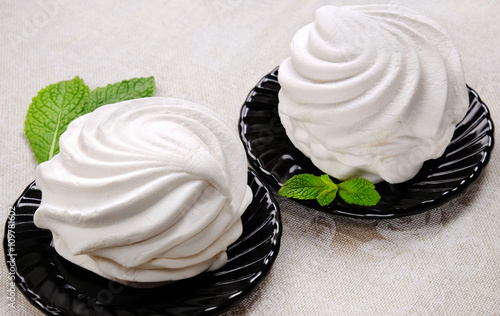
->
[278, 5, 469, 183]
[34, 97, 253, 286]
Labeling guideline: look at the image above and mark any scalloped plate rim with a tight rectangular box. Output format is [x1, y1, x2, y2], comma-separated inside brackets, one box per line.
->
[3, 169, 282, 316]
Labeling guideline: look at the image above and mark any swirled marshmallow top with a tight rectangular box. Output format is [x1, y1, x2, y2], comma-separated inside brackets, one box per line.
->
[34, 97, 253, 286]
[278, 5, 468, 183]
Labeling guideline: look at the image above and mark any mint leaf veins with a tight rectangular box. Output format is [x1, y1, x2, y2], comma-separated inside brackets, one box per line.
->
[278, 174, 380, 207]
[85, 76, 155, 113]
[25, 76, 156, 163]
[25, 77, 89, 163]
[337, 178, 381, 206]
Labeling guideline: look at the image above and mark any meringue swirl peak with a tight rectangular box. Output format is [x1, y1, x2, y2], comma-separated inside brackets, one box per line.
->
[278, 5, 468, 184]
[34, 97, 253, 286]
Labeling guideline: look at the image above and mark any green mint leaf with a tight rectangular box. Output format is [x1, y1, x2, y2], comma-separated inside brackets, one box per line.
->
[317, 174, 338, 205]
[337, 178, 381, 206]
[279, 173, 380, 207]
[278, 174, 327, 200]
[25, 76, 89, 163]
[25, 76, 156, 164]
[317, 185, 338, 206]
[279, 173, 339, 206]
[320, 174, 334, 186]
[85, 76, 155, 112]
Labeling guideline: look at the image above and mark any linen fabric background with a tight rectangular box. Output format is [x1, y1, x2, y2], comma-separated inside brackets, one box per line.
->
[1, 0, 499, 315]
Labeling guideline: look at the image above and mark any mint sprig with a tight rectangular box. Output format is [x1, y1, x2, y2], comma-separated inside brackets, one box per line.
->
[25, 77, 89, 163]
[338, 178, 381, 206]
[278, 174, 380, 206]
[25, 76, 155, 163]
[85, 76, 155, 113]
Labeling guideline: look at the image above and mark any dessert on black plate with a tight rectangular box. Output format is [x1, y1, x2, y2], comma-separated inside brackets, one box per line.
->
[239, 5, 494, 218]
[34, 98, 256, 287]
[5, 170, 280, 315]
[5, 97, 282, 315]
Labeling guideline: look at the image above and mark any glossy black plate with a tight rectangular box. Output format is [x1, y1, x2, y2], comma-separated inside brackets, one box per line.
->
[3, 169, 281, 316]
[239, 67, 494, 219]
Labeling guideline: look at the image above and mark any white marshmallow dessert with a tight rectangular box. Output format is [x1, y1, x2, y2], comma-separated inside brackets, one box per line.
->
[278, 5, 469, 184]
[34, 97, 253, 286]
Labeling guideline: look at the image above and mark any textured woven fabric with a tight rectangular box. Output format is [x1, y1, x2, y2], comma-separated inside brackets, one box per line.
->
[1, 1, 499, 315]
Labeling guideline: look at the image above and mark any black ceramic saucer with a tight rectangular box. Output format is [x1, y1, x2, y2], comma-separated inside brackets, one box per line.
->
[3, 169, 281, 316]
[239, 67, 494, 219]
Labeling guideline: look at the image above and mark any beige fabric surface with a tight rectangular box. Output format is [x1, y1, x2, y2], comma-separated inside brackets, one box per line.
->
[1, 0, 499, 315]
